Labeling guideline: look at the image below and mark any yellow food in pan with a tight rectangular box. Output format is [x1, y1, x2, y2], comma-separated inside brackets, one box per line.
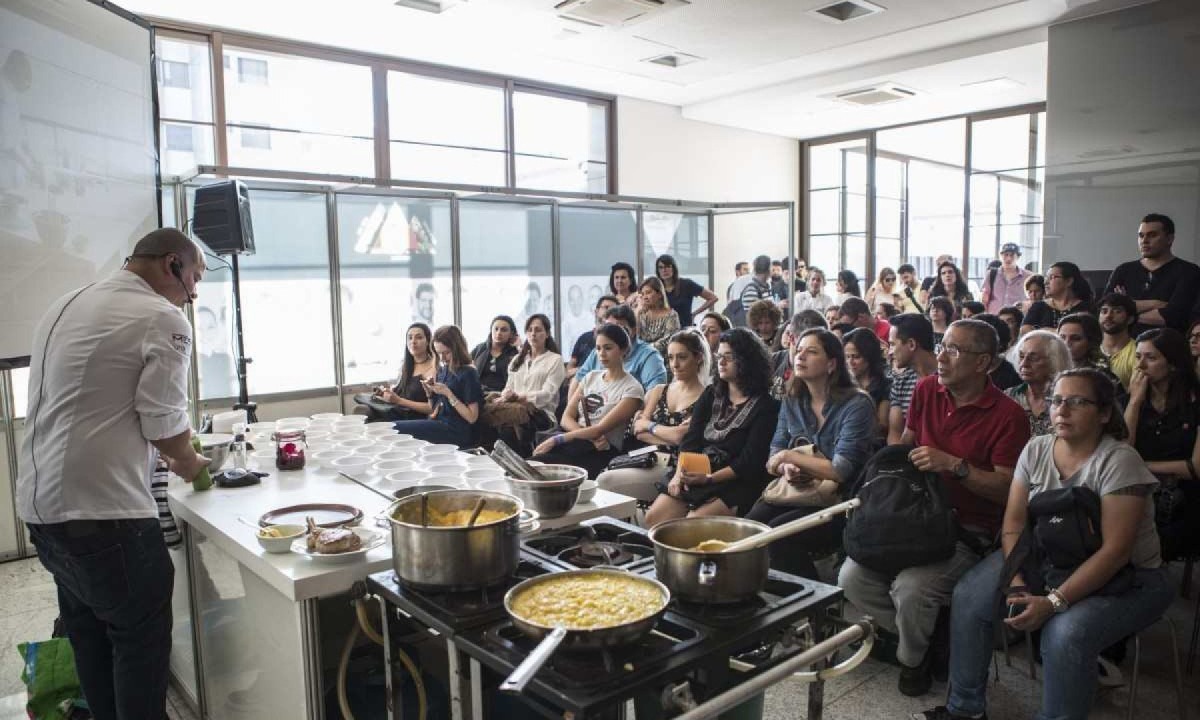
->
[690, 539, 729, 552]
[510, 574, 665, 630]
[426, 508, 512, 527]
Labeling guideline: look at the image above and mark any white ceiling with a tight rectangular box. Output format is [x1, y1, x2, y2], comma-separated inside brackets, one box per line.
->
[124, 0, 1154, 139]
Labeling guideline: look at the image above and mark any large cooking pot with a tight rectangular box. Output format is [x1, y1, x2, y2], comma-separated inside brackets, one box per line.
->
[388, 489, 522, 590]
[648, 516, 770, 604]
[504, 464, 586, 519]
[499, 568, 670, 694]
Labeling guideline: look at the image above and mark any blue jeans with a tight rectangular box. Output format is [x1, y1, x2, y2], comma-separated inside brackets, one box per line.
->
[28, 518, 173, 720]
[393, 418, 472, 447]
[946, 549, 1174, 720]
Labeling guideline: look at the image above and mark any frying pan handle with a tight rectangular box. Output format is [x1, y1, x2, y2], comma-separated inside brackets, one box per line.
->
[499, 625, 567, 694]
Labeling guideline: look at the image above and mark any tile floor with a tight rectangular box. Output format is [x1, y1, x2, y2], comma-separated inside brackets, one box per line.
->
[1, 555, 1196, 719]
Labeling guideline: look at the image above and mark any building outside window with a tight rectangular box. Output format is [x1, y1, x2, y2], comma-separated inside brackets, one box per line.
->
[240, 123, 272, 150]
[164, 123, 195, 152]
[160, 59, 190, 89]
[237, 56, 269, 85]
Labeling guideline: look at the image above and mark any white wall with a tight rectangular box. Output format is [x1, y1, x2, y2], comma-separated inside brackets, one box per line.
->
[617, 97, 799, 299]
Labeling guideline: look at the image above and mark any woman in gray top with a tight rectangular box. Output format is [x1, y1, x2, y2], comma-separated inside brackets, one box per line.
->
[916, 368, 1173, 720]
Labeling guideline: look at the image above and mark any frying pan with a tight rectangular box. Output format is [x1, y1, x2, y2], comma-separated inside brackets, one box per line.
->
[498, 568, 670, 694]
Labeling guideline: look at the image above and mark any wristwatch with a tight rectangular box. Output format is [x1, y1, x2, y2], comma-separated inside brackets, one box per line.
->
[1047, 588, 1069, 613]
[953, 458, 970, 479]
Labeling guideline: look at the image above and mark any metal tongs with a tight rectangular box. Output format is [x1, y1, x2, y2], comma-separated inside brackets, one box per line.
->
[490, 439, 546, 482]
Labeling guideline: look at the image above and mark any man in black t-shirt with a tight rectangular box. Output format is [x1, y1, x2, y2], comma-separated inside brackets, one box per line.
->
[1103, 213, 1199, 336]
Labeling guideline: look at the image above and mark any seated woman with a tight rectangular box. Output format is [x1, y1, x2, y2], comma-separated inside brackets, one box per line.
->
[486, 313, 564, 455]
[643, 328, 780, 526]
[354, 323, 435, 422]
[842, 327, 891, 441]
[745, 329, 876, 579]
[1006, 330, 1072, 437]
[927, 262, 974, 315]
[530, 323, 644, 478]
[609, 262, 638, 306]
[771, 313, 827, 399]
[928, 296, 954, 347]
[394, 325, 482, 448]
[596, 330, 709, 502]
[470, 315, 520, 392]
[1057, 313, 1115, 377]
[748, 299, 783, 352]
[1020, 261, 1093, 335]
[919, 368, 1172, 720]
[698, 311, 731, 357]
[1126, 328, 1200, 562]
[635, 277, 682, 356]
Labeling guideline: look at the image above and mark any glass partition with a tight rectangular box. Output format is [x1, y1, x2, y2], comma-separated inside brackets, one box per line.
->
[335, 194, 454, 386]
[641, 212, 711, 324]
[558, 206, 636, 348]
[459, 200, 553, 345]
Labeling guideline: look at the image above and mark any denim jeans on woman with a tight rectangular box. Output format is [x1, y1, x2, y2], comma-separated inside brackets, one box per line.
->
[946, 549, 1174, 720]
[28, 518, 173, 720]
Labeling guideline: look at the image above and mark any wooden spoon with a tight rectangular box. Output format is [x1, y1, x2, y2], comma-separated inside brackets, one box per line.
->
[466, 497, 487, 527]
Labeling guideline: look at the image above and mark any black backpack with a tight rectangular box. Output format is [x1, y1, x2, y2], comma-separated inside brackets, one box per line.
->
[843, 445, 959, 574]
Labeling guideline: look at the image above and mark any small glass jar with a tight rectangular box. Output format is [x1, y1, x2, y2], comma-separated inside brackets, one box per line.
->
[275, 429, 307, 471]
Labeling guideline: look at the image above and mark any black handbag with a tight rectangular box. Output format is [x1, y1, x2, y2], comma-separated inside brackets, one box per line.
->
[606, 450, 658, 471]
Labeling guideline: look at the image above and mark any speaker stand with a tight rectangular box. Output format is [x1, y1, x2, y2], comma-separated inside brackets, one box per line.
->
[228, 253, 258, 423]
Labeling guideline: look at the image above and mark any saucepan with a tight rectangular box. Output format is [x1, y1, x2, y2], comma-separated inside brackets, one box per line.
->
[498, 568, 670, 694]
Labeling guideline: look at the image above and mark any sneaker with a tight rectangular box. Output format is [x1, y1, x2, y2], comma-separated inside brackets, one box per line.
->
[898, 654, 933, 697]
[1096, 656, 1125, 687]
[910, 707, 986, 720]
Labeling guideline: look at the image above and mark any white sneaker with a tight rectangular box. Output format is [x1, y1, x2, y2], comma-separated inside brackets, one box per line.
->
[1097, 656, 1124, 687]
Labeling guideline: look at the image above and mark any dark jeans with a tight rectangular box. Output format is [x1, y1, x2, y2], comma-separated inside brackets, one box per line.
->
[393, 418, 473, 448]
[744, 500, 844, 580]
[28, 518, 173, 720]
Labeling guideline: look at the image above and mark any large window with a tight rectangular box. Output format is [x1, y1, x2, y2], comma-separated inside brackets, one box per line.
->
[804, 107, 1044, 286]
[335, 195, 453, 386]
[459, 201, 553, 341]
[223, 47, 374, 176]
[194, 190, 334, 398]
[155, 34, 214, 177]
[388, 73, 506, 186]
[558, 207, 636, 347]
[513, 90, 609, 193]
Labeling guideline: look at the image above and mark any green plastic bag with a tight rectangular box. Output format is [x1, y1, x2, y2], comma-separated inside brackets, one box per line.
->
[18, 638, 87, 720]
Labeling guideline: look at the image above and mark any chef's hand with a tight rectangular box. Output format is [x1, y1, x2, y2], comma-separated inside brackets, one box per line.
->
[680, 471, 711, 486]
[171, 451, 211, 484]
[908, 446, 960, 474]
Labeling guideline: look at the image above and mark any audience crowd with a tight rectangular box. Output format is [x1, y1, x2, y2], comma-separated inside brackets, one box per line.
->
[356, 215, 1199, 720]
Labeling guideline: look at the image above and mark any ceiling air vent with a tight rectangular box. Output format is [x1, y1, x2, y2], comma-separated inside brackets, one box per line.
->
[394, 0, 465, 13]
[555, 0, 689, 28]
[835, 84, 915, 106]
[809, 0, 885, 24]
[645, 52, 702, 68]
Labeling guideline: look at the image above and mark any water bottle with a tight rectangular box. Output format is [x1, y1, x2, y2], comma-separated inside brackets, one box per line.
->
[230, 422, 248, 469]
[191, 436, 214, 491]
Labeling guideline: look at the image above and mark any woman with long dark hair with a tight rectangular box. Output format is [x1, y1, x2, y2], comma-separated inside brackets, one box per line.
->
[470, 315, 520, 392]
[394, 325, 483, 447]
[656, 253, 717, 327]
[1021, 261, 1093, 334]
[928, 296, 955, 347]
[531, 323, 645, 477]
[487, 314, 565, 454]
[922, 368, 1171, 720]
[353, 323, 436, 422]
[743, 328, 876, 578]
[609, 262, 638, 305]
[928, 261, 973, 312]
[835, 270, 862, 304]
[644, 328, 781, 525]
[842, 327, 891, 440]
[1126, 328, 1200, 561]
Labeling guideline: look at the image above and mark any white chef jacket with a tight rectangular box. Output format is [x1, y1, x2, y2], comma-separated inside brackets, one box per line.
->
[17, 271, 193, 524]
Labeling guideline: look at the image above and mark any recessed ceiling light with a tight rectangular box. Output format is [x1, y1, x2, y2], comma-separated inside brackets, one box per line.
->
[809, 0, 886, 24]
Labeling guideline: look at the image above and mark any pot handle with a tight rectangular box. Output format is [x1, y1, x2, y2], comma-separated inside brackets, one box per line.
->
[698, 560, 717, 586]
[500, 625, 567, 694]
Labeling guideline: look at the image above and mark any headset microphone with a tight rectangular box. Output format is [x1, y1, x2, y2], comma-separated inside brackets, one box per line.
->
[169, 258, 193, 305]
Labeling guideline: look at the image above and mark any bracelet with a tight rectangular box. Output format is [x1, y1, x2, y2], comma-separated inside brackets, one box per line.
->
[553, 433, 567, 446]
[648, 422, 659, 435]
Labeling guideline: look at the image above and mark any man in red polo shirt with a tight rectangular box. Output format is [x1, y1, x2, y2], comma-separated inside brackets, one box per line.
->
[839, 319, 1029, 697]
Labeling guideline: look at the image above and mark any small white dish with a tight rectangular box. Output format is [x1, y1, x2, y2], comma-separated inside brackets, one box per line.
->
[420, 475, 467, 489]
[374, 459, 415, 474]
[376, 450, 417, 463]
[331, 455, 372, 476]
[333, 415, 368, 425]
[577, 479, 598, 504]
[311, 449, 347, 468]
[422, 443, 459, 455]
[390, 439, 427, 451]
[311, 412, 344, 421]
[255, 523, 306, 553]
[383, 469, 432, 486]
[476, 479, 512, 495]
[249, 449, 276, 469]
[337, 438, 374, 450]
[425, 463, 464, 477]
[353, 444, 393, 457]
[465, 455, 500, 468]
[248, 421, 275, 433]
[463, 468, 505, 485]
[275, 417, 311, 429]
[291, 527, 386, 563]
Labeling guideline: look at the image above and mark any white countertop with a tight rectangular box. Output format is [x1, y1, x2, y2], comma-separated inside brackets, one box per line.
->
[167, 464, 637, 602]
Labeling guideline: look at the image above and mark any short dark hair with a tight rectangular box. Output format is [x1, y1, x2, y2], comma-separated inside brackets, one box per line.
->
[131, 227, 202, 264]
[950, 318, 999, 359]
[791, 310, 828, 334]
[997, 305, 1024, 327]
[753, 254, 771, 275]
[771, 260, 782, 268]
[888, 313, 934, 352]
[603, 303, 638, 329]
[831, 322, 857, 336]
[1142, 213, 1175, 236]
[1098, 292, 1137, 317]
[1054, 367, 1128, 440]
[608, 262, 637, 295]
[839, 297, 870, 320]
[897, 263, 916, 275]
[735, 261, 749, 272]
[701, 311, 731, 332]
[596, 293, 619, 310]
[1059, 312, 1102, 352]
[973, 313, 1010, 351]
[961, 301, 986, 316]
[928, 296, 955, 320]
[595, 322, 631, 351]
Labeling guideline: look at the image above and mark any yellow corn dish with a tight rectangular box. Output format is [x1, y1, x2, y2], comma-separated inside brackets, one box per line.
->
[691, 539, 729, 552]
[425, 508, 513, 527]
[511, 574, 665, 630]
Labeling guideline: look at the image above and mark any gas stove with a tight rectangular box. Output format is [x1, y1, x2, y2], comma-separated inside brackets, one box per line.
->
[521, 516, 654, 570]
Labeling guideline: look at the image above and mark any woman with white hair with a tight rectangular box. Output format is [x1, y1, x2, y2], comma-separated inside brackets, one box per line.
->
[596, 330, 709, 502]
[1005, 329, 1073, 436]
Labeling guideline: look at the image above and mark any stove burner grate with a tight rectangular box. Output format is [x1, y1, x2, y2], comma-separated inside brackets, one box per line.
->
[557, 540, 635, 568]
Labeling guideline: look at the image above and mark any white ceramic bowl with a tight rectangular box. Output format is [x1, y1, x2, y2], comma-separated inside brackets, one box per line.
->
[463, 468, 505, 485]
[337, 438, 374, 450]
[334, 415, 367, 425]
[327, 433, 360, 444]
[420, 475, 468, 489]
[391, 433, 414, 442]
[374, 459, 415, 475]
[353, 444, 393, 458]
[249, 449, 276, 469]
[311, 412, 344, 421]
[425, 463, 465, 477]
[275, 417, 311, 429]
[304, 431, 330, 442]
[390, 439, 427, 451]
[383, 469, 431, 486]
[376, 450, 417, 463]
[311, 449, 347, 468]
[331, 455, 372, 476]
[465, 455, 500, 469]
[422, 443, 458, 456]
[248, 421, 275, 434]
[306, 441, 333, 454]
[256, 523, 306, 553]
[577, 479, 598, 504]
[332, 423, 367, 435]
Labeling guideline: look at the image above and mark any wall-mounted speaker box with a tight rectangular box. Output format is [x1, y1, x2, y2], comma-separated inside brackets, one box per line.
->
[193, 180, 255, 255]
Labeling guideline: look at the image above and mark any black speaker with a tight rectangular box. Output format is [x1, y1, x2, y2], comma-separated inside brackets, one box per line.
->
[193, 180, 255, 255]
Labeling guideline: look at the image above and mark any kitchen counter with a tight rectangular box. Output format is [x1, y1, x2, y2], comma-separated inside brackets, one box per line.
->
[165, 462, 638, 720]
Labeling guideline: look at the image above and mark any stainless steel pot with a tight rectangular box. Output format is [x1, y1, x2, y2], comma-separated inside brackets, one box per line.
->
[648, 516, 771, 604]
[504, 464, 585, 519]
[388, 489, 523, 590]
